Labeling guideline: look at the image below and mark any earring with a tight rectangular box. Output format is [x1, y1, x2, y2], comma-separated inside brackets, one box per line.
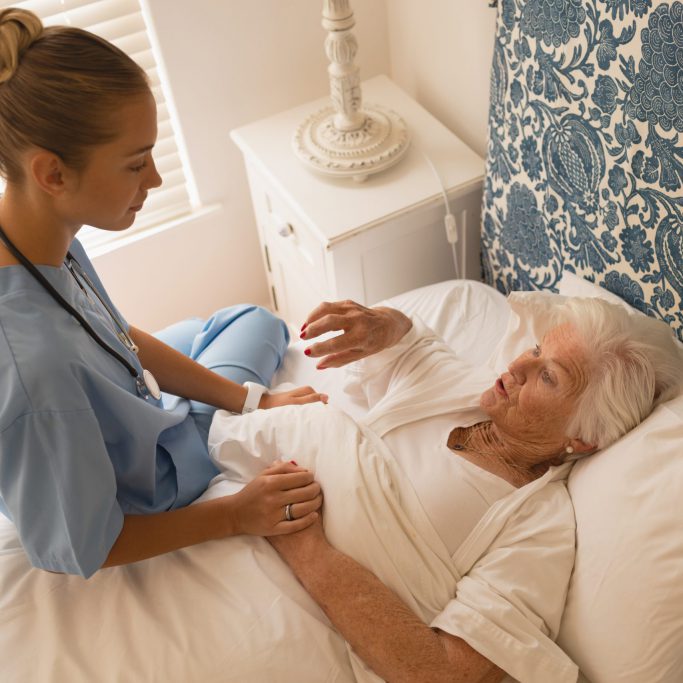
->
[565, 445, 574, 455]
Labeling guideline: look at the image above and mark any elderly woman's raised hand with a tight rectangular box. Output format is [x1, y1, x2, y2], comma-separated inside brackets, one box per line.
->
[300, 300, 412, 369]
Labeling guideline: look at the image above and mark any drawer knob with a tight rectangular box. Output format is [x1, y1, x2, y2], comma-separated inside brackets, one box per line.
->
[277, 221, 294, 238]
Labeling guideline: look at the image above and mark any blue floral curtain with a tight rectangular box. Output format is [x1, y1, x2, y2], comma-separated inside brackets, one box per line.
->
[482, 0, 683, 339]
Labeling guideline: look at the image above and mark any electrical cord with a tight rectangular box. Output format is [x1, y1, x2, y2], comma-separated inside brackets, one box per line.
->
[421, 150, 463, 280]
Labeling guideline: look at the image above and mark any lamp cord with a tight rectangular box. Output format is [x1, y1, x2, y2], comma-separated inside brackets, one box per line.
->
[420, 150, 463, 280]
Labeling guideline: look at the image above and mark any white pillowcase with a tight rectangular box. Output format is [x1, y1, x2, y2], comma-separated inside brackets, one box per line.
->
[557, 271, 636, 313]
[486, 289, 567, 373]
[557, 393, 683, 683]
[371, 278, 511, 368]
[491, 272, 683, 683]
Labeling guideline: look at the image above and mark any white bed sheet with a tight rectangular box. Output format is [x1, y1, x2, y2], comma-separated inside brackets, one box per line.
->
[0, 280, 514, 683]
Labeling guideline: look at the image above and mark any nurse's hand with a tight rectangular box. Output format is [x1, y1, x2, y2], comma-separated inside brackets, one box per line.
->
[299, 300, 412, 369]
[259, 385, 328, 409]
[229, 460, 322, 536]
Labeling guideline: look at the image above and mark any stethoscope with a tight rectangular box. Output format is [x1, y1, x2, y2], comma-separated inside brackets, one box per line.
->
[0, 223, 161, 401]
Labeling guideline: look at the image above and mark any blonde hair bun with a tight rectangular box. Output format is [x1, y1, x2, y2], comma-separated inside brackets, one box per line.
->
[0, 8, 44, 84]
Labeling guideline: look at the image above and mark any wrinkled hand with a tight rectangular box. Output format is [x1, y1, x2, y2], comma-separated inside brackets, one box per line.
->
[299, 300, 412, 369]
[230, 461, 322, 536]
[259, 385, 328, 410]
[268, 505, 327, 562]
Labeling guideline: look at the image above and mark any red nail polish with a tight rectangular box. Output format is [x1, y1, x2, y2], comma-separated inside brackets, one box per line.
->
[300, 323, 308, 332]
[300, 331, 307, 339]
[304, 349, 311, 356]
[290, 459, 298, 465]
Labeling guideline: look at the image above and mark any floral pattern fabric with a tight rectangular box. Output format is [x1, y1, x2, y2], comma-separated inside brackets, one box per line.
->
[482, 0, 683, 338]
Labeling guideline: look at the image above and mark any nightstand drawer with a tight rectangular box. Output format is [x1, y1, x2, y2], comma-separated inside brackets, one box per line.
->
[267, 245, 326, 324]
[261, 193, 328, 293]
[245, 162, 328, 292]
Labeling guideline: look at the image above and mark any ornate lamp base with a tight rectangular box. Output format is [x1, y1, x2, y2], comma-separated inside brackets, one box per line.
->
[293, 104, 410, 183]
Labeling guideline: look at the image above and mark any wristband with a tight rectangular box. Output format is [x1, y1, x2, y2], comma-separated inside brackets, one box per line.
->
[242, 381, 267, 414]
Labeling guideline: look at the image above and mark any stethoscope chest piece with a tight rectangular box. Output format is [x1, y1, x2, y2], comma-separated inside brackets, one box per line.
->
[137, 369, 162, 401]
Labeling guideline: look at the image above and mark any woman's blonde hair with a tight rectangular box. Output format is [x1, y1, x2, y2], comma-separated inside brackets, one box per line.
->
[0, 8, 150, 182]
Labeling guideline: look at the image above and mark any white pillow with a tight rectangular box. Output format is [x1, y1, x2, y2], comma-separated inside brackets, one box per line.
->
[486, 290, 567, 373]
[557, 394, 683, 683]
[372, 279, 510, 367]
[487, 276, 683, 682]
[558, 270, 636, 314]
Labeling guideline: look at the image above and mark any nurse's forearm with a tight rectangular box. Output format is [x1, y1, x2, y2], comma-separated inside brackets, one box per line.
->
[101, 461, 321, 569]
[129, 326, 248, 412]
[101, 497, 236, 568]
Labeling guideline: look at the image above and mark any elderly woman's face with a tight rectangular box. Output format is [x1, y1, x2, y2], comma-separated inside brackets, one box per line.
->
[480, 323, 590, 452]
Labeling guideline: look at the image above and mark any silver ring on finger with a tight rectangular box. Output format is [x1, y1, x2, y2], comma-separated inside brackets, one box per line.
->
[285, 503, 295, 522]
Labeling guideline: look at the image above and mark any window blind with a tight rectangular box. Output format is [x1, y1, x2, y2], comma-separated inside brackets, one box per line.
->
[0, 0, 194, 249]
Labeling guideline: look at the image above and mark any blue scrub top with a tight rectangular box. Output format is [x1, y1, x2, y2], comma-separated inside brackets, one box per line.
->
[0, 239, 219, 578]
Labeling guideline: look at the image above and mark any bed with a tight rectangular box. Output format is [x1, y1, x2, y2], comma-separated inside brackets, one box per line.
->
[1, 277, 682, 682]
[3, 1, 682, 679]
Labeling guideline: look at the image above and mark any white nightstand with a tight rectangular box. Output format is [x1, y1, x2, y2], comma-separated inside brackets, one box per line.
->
[231, 75, 485, 325]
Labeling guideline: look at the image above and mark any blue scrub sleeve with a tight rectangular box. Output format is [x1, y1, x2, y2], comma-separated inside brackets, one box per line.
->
[0, 409, 123, 578]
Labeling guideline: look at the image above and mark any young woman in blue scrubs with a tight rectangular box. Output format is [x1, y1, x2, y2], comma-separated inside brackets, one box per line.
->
[0, 8, 324, 578]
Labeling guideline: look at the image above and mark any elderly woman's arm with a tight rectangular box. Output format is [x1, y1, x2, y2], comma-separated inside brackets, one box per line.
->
[269, 521, 505, 683]
[301, 300, 412, 369]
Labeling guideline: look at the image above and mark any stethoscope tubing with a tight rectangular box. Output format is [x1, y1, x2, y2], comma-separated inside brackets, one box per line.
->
[65, 255, 139, 354]
[0, 223, 157, 398]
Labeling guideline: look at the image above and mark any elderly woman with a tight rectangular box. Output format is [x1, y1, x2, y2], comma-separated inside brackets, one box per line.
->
[206, 296, 682, 683]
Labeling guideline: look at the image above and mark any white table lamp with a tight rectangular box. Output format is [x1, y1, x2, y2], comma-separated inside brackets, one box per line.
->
[293, 0, 410, 182]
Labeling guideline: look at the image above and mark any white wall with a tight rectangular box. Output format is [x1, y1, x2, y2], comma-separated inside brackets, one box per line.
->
[93, 0, 496, 331]
[93, 0, 390, 331]
[385, 0, 497, 159]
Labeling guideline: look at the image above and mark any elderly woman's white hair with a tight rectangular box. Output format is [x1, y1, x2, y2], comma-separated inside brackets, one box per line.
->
[551, 297, 683, 451]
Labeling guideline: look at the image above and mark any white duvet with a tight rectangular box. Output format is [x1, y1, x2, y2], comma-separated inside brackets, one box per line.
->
[0, 469, 354, 682]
